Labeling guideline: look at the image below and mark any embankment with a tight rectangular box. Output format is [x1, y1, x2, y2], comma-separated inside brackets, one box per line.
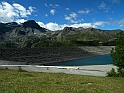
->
[0, 46, 114, 65]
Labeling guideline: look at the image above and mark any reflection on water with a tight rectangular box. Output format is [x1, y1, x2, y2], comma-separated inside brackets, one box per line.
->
[50, 54, 113, 66]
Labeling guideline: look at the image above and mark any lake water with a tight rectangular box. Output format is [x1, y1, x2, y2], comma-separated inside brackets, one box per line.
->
[49, 54, 113, 66]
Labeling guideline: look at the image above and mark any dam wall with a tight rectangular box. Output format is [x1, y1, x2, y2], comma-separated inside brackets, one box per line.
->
[0, 46, 114, 65]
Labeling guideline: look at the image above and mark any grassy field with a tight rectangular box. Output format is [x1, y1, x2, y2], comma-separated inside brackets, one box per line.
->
[0, 68, 124, 93]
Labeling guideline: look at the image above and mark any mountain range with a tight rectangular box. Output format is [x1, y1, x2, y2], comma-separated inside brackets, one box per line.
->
[0, 20, 122, 48]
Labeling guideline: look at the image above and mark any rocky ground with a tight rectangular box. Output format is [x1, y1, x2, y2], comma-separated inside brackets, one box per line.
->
[0, 46, 114, 65]
[79, 46, 115, 55]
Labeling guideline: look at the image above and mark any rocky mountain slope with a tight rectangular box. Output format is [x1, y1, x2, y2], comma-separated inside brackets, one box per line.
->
[57, 27, 121, 41]
[0, 20, 48, 41]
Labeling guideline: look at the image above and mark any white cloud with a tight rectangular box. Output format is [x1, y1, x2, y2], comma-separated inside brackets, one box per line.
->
[98, 1, 109, 12]
[93, 21, 109, 27]
[45, 3, 59, 8]
[70, 12, 77, 18]
[37, 22, 45, 28]
[70, 20, 79, 24]
[0, 1, 35, 23]
[36, 21, 109, 31]
[116, 19, 124, 27]
[111, 0, 120, 4]
[68, 23, 97, 28]
[98, 1, 106, 9]
[50, 4, 53, 7]
[46, 22, 61, 31]
[78, 9, 90, 14]
[65, 13, 80, 23]
[65, 13, 84, 24]
[54, 4, 59, 7]
[109, 19, 124, 27]
[15, 19, 27, 23]
[50, 4, 59, 8]
[0, 2, 17, 22]
[65, 17, 78, 23]
[45, 14, 48, 17]
[65, 16, 71, 20]
[29, 6, 36, 12]
[9, 19, 110, 31]
[37, 22, 61, 31]
[60, 23, 98, 29]
[66, 8, 70, 10]
[45, 3, 48, 7]
[65, 13, 77, 21]
[13, 3, 31, 17]
[50, 9, 56, 15]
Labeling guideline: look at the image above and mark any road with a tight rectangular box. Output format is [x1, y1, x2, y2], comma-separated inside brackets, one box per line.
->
[0, 65, 117, 76]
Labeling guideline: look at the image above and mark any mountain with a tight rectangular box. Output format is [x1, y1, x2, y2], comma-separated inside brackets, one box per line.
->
[0, 20, 48, 41]
[57, 27, 121, 42]
[0, 20, 123, 48]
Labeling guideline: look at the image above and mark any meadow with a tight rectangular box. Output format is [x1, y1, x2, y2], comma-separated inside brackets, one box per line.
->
[0, 68, 124, 93]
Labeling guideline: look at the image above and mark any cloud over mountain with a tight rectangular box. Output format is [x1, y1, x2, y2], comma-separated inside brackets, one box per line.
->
[36, 21, 109, 31]
[0, 2, 35, 23]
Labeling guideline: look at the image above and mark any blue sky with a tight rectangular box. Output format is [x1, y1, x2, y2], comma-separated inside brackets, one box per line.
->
[0, 0, 124, 31]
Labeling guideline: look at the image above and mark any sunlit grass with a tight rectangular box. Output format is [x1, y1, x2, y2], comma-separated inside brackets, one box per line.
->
[0, 68, 124, 93]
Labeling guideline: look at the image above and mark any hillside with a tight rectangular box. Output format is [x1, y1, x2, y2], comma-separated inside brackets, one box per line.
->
[57, 27, 121, 42]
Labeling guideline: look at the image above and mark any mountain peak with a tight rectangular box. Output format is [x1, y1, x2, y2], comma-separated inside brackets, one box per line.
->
[63, 27, 96, 31]
[63, 27, 75, 31]
[22, 20, 41, 29]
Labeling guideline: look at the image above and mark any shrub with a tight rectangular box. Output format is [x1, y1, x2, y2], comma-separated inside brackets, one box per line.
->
[110, 32, 124, 77]
[107, 68, 118, 77]
[117, 67, 124, 77]
[18, 66, 26, 72]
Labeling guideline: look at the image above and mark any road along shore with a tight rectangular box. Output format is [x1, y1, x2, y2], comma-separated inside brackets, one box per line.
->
[0, 65, 117, 76]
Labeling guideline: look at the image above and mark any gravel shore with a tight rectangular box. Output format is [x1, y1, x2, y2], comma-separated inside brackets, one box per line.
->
[0, 65, 117, 76]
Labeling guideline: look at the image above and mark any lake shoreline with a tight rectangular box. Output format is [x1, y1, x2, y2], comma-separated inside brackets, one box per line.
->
[46, 54, 113, 66]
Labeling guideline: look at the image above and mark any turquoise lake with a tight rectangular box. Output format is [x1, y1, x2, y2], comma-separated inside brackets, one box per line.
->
[50, 54, 113, 66]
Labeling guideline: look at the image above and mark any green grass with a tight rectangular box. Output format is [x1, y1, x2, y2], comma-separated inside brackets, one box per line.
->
[0, 68, 124, 93]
